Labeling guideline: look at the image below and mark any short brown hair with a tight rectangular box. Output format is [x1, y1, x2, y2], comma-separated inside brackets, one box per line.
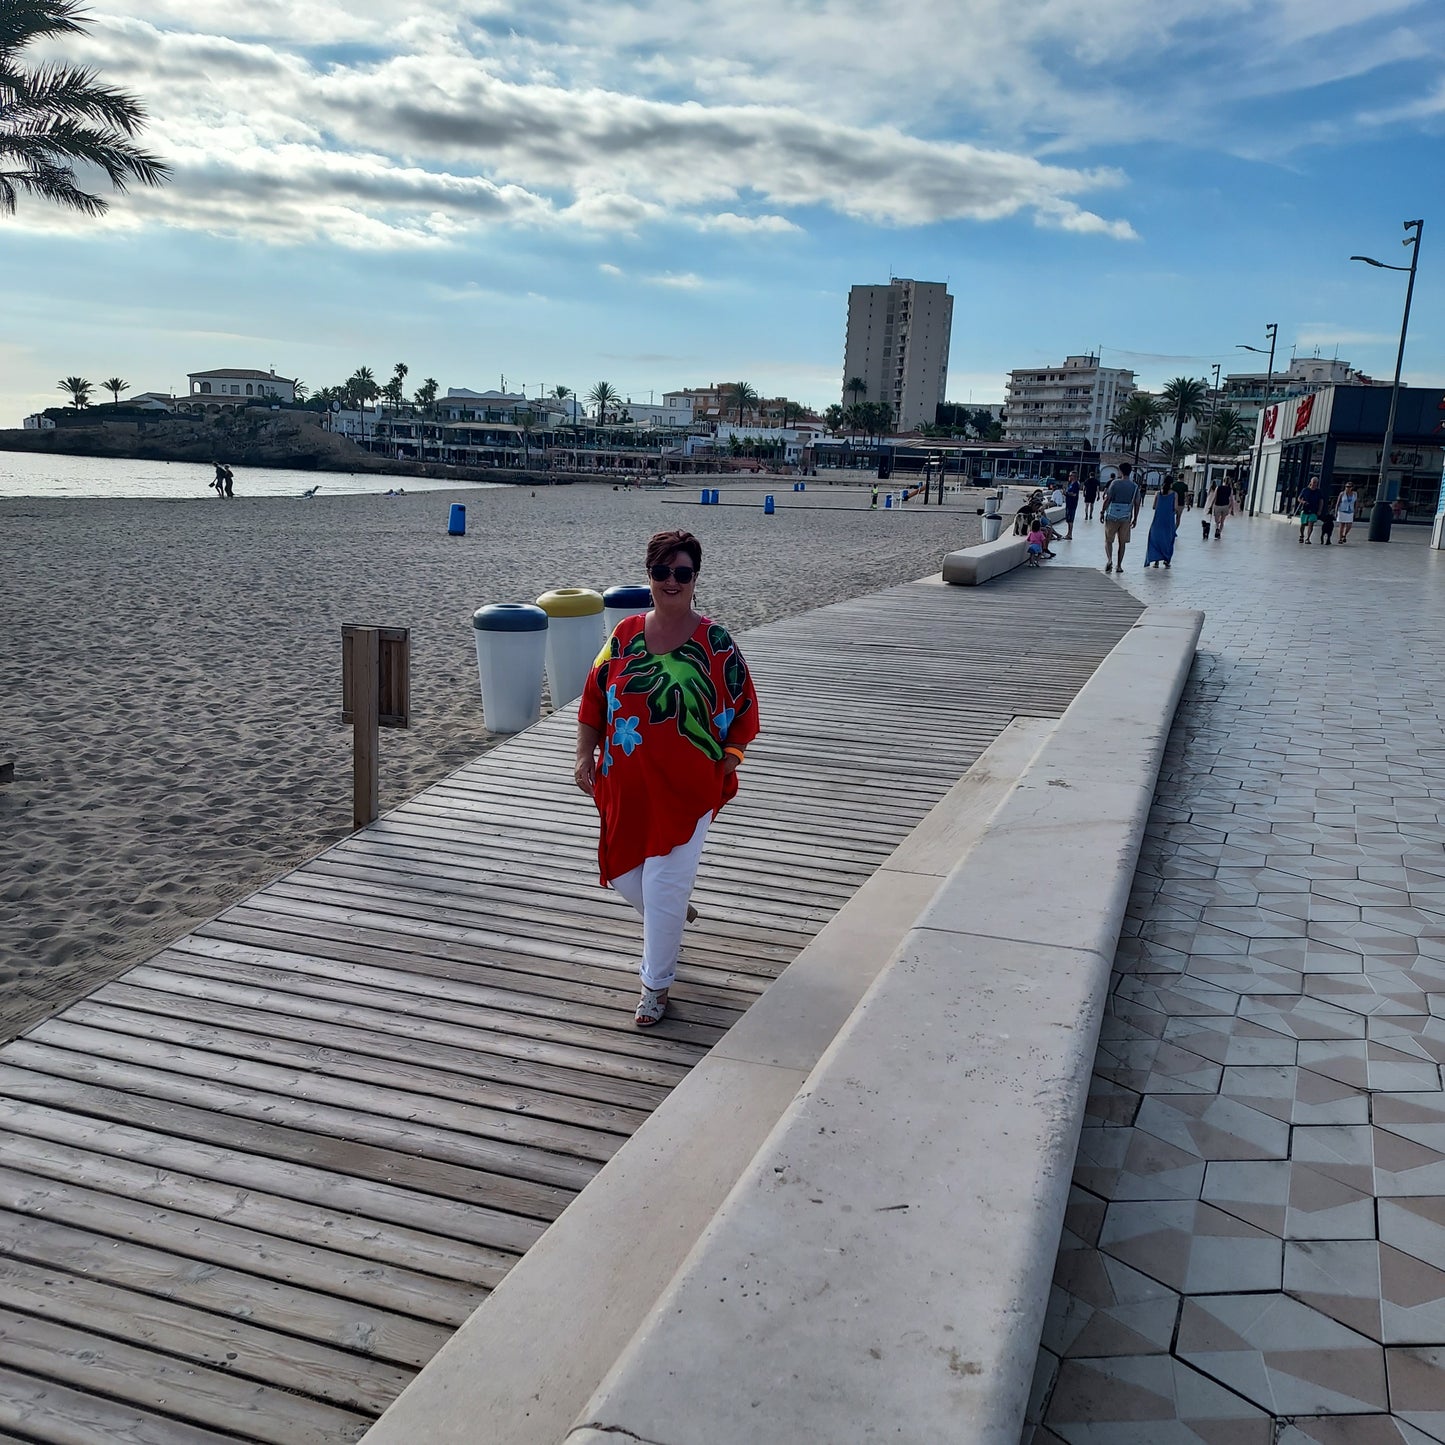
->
[646, 529, 702, 573]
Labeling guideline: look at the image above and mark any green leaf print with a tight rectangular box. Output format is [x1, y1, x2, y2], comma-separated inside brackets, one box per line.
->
[707, 624, 730, 654]
[619, 636, 722, 760]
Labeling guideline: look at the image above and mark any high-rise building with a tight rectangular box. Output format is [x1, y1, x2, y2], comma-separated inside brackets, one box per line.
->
[842, 279, 953, 432]
[1003, 355, 1135, 451]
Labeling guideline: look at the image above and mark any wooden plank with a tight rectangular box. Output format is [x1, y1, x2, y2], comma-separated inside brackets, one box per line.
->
[0, 1364, 241, 1444]
[0, 1308, 371, 1444]
[0, 1157, 482, 1327]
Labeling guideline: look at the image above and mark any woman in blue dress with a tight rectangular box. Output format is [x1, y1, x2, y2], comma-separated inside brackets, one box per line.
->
[1145, 477, 1180, 568]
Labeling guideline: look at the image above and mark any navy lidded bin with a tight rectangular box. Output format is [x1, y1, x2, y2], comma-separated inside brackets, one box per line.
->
[448, 503, 466, 536]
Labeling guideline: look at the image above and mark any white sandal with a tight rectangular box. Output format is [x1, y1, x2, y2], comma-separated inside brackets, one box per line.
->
[634, 986, 669, 1029]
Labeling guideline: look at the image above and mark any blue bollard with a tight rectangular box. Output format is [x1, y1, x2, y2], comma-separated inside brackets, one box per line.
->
[799, 481, 806, 492]
[712, 488, 721, 504]
[764, 495, 775, 515]
[884, 494, 893, 509]
[700, 489, 709, 504]
[448, 502, 466, 536]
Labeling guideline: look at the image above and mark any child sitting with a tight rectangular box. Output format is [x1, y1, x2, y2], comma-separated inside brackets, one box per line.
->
[1026, 523, 1048, 566]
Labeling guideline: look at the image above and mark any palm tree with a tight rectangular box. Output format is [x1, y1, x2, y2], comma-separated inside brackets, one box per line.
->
[293, 381, 309, 402]
[345, 366, 378, 410]
[1, 0, 171, 215]
[1158, 437, 1194, 473]
[57, 374, 90, 407]
[1107, 393, 1165, 468]
[823, 403, 845, 435]
[1200, 408, 1254, 456]
[1161, 377, 1209, 449]
[386, 361, 408, 413]
[102, 375, 128, 406]
[414, 377, 439, 413]
[845, 376, 867, 409]
[587, 381, 619, 425]
[728, 381, 759, 426]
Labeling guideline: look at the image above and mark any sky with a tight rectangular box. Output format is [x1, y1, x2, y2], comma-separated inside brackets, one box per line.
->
[5, 0, 1445, 423]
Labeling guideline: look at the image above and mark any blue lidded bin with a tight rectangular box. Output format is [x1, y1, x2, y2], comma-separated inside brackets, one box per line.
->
[602, 584, 653, 635]
[448, 503, 466, 536]
[472, 603, 547, 732]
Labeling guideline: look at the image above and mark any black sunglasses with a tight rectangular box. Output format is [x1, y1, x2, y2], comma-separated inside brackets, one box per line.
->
[649, 563, 697, 584]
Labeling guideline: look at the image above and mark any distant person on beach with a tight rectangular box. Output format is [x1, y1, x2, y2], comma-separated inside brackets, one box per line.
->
[1335, 482, 1359, 542]
[1101, 462, 1139, 574]
[210, 462, 225, 498]
[1145, 477, 1181, 568]
[575, 529, 760, 1029]
[1082, 472, 1100, 520]
[222, 465, 234, 499]
[1064, 472, 1080, 539]
[1296, 479, 1322, 544]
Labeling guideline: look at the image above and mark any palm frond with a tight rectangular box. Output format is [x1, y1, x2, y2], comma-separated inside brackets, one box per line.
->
[0, 0, 86, 54]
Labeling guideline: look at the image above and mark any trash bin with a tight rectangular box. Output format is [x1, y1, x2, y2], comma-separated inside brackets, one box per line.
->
[472, 603, 547, 733]
[448, 503, 466, 536]
[981, 513, 1004, 542]
[602, 584, 653, 636]
[536, 588, 606, 707]
[764, 495, 775, 515]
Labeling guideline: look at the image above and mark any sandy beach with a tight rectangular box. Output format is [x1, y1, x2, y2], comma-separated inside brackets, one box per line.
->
[0, 475, 986, 1041]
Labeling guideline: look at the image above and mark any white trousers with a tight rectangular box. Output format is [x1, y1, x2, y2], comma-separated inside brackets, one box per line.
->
[610, 813, 711, 992]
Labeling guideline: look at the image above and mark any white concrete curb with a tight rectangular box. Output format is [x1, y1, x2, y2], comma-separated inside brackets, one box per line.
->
[566, 607, 1202, 1445]
[944, 504, 1067, 585]
[359, 719, 1058, 1445]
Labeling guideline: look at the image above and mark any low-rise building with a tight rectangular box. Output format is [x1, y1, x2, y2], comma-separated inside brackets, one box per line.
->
[1004, 355, 1134, 451]
[182, 368, 296, 409]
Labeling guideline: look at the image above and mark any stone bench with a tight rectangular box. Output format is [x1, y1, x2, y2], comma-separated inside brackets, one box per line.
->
[944, 504, 1066, 585]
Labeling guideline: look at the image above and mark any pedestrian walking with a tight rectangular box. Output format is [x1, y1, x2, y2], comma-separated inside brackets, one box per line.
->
[1209, 477, 1235, 539]
[1335, 482, 1359, 543]
[1082, 472, 1100, 521]
[222, 465, 235, 499]
[1132, 473, 1147, 526]
[1145, 480, 1181, 568]
[1296, 479, 1323, 544]
[1101, 462, 1140, 574]
[575, 529, 760, 1028]
[1064, 471, 1080, 539]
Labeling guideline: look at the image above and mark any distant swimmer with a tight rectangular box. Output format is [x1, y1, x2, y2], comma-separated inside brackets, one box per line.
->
[301, 484, 322, 498]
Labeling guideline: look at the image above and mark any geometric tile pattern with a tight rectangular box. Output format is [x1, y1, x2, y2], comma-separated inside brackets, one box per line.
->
[1031, 523, 1445, 1443]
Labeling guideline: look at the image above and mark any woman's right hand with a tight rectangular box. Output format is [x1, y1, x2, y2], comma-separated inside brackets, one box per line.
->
[574, 753, 596, 796]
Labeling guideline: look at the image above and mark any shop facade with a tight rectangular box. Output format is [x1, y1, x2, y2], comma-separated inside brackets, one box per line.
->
[1253, 385, 1445, 522]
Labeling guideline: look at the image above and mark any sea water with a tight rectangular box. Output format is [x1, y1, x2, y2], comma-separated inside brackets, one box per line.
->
[0, 451, 505, 500]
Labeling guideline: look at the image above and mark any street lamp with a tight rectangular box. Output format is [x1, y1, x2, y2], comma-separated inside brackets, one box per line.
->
[1351, 219, 1424, 541]
[1198, 363, 1221, 510]
[1237, 323, 1278, 516]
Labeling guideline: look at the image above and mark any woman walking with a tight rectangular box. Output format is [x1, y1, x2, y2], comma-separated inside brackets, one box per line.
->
[1335, 483, 1359, 543]
[576, 529, 759, 1028]
[1064, 472, 1080, 539]
[1145, 480, 1181, 568]
[1209, 477, 1235, 539]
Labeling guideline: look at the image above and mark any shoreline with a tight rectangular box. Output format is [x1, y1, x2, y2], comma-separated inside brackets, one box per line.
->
[1, 482, 982, 1043]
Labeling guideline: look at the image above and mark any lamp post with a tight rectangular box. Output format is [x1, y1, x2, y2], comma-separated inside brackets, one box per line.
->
[1351, 219, 1424, 542]
[1199, 363, 1221, 510]
[1237, 324, 1278, 516]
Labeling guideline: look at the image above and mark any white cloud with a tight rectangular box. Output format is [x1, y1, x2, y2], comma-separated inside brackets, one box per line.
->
[645, 272, 708, 290]
[1296, 325, 1399, 349]
[597, 263, 624, 277]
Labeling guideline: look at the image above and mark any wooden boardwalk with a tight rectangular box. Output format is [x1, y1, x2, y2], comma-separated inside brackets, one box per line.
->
[0, 569, 1142, 1444]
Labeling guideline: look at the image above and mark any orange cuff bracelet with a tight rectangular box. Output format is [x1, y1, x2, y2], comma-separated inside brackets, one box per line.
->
[724, 746, 746, 764]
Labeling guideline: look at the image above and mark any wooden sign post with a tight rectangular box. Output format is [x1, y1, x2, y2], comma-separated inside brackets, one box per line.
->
[341, 625, 410, 829]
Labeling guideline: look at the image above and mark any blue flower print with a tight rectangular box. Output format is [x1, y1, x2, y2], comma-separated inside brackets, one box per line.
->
[713, 706, 735, 739]
[600, 742, 614, 777]
[606, 684, 621, 721]
[611, 715, 643, 757]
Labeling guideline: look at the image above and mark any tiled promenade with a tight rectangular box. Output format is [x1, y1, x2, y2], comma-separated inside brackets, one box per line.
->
[1032, 516, 1445, 1444]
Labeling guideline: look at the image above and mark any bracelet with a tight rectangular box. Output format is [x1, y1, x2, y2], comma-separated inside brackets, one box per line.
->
[724, 746, 746, 765]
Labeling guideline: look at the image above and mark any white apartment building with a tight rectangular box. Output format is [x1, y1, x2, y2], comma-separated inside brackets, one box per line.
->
[1222, 355, 1375, 428]
[842, 278, 953, 432]
[1004, 355, 1135, 451]
[185, 368, 296, 404]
